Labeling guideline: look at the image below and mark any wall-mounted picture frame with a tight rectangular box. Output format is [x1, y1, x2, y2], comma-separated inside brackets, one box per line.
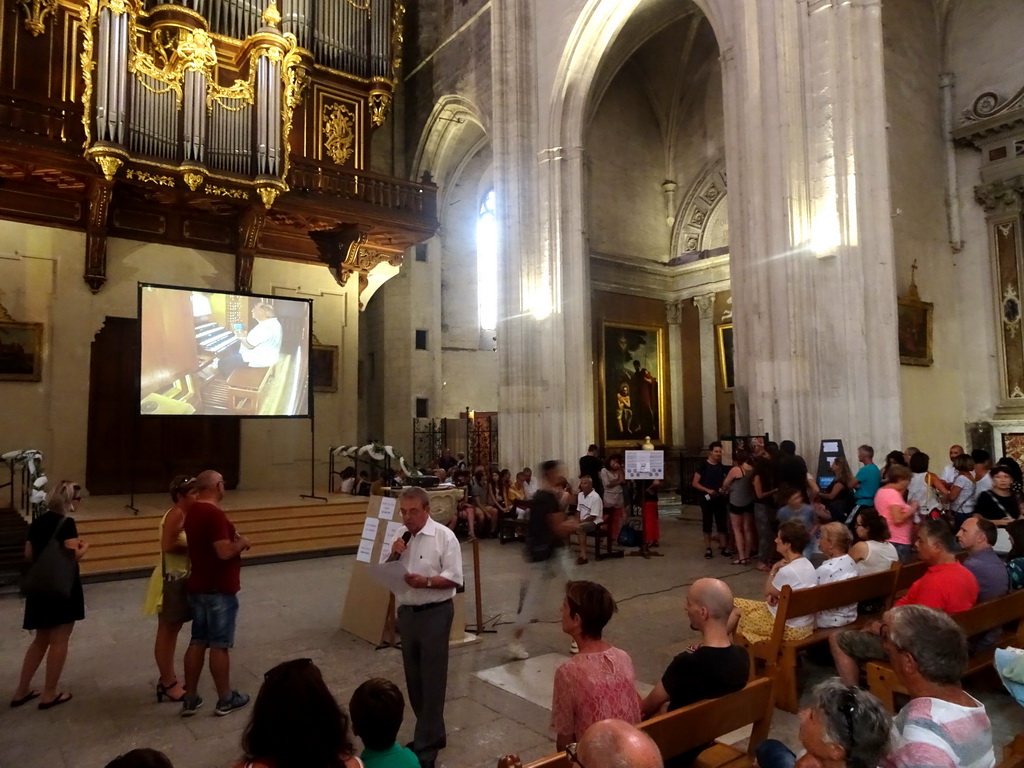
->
[0, 321, 43, 382]
[717, 323, 735, 391]
[601, 323, 665, 446]
[897, 296, 933, 366]
[310, 344, 338, 392]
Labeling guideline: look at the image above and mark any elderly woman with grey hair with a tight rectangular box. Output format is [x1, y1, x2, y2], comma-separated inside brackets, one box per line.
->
[878, 604, 995, 768]
[754, 679, 892, 768]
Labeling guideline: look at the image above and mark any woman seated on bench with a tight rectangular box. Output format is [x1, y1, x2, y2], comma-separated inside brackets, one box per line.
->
[729, 519, 816, 643]
[551, 581, 640, 749]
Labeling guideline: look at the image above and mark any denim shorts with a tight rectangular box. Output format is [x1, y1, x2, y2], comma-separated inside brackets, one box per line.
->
[188, 592, 239, 649]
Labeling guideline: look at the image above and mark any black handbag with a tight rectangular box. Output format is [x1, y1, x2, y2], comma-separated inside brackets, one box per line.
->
[21, 517, 76, 599]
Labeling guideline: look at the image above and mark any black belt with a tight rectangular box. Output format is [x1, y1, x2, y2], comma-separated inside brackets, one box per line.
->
[400, 598, 453, 613]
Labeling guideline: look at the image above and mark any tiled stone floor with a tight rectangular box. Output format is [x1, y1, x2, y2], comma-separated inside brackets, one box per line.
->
[0, 510, 1020, 768]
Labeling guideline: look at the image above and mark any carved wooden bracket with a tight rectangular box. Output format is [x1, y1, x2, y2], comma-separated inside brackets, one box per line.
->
[84, 178, 114, 293]
[236, 206, 267, 293]
[309, 223, 404, 306]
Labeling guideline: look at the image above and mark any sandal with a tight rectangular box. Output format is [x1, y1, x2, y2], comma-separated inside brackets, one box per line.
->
[38, 692, 72, 710]
[157, 680, 186, 703]
[704, 548, 713, 559]
[576, 556, 589, 565]
[731, 558, 743, 565]
[10, 691, 40, 708]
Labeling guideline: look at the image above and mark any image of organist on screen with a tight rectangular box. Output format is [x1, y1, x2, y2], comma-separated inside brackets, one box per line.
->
[139, 286, 310, 417]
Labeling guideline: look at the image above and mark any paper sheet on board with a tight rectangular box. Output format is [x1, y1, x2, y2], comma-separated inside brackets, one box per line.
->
[361, 517, 380, 540]
[823, 441, 840, 453]
[368, 561, 410, 595]
[356, 539, 374, 563]
[378, 497, 397, 520]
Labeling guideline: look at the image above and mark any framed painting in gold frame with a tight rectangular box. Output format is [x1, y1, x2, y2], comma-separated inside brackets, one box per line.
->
[0, 321, 43, 382]
[601, 323, 665, 446]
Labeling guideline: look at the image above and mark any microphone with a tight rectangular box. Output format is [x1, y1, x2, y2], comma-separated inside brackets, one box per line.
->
[387, 531, 412, 562]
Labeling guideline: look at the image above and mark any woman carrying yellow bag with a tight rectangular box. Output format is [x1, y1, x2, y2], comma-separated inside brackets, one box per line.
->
[143, 475, 196, 703]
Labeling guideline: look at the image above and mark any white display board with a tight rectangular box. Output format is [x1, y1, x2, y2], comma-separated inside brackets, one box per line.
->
[624, 450, 665, 480]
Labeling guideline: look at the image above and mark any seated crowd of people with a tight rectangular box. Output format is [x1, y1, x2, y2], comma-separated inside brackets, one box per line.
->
[53, 440, 1024, 768]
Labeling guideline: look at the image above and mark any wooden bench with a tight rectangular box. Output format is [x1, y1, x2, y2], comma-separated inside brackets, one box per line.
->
[495, 676, 775, 768]
[737, 566, 900, 713]
[865, 588, 1024, 712]
[226, 365, 273, 414]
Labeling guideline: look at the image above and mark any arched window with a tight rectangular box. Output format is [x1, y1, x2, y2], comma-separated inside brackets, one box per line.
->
[476, 189, 498, 331]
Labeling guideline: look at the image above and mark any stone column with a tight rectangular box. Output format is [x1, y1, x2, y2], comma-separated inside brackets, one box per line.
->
[666, 300, 686, 446]
[724, 0, 902, 453]
[491, 0, 595, 469]
[694, 294, 717, 446]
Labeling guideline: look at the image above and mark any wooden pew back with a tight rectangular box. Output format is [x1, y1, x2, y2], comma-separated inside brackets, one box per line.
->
[504, 677, 775, 768]
[954, 589, 1024, 641]
[867, 588, 1024, 712]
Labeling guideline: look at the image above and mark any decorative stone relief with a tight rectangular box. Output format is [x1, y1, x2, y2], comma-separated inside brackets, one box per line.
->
[694, 293, 715, 321]
[671, 160, 729, 261]
[665, 300, 682, 325]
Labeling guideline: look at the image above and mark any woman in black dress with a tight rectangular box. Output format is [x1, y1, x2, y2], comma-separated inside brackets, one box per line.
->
[10, 481, 89, 710]
[975, 465, 1021, 527]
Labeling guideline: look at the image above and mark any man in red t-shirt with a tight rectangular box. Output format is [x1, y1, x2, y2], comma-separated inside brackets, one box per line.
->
[829, 519, 978, 685]
[180, 470, 252, 717]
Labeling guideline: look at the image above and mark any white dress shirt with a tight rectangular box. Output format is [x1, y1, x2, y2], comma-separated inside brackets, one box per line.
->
[395, 516, 464, 608]
[577, 489, 604, 523]
[240, 317, 282, 367]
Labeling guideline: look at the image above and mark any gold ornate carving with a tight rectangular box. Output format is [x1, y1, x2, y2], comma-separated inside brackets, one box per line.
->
[323, 102, 355, 165]
[80, 3, 97, 149]
[182, 171, 205, 191]
[369, 90, 392, 127]
[94, 156, 123, 180]
[280, 39, 311, 178]
[206, 185, 249, 200]
[151, 28, 179, 71]
[345, 0, 371, 9]
[177, 29, 218, 75]
[15, 0, 58, 36]
[257, 186, 282, 209]
[262, 0, 282, 26]
[103, 0, 130, 14]
[126, 168, 175, 187]
[391, 1, 406, 79]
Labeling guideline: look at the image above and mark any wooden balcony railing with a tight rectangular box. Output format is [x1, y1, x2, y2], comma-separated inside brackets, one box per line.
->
[288, 160, 437, 221]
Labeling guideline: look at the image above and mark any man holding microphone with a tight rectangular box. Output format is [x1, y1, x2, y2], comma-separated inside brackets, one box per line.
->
[389, 487, 464, 768]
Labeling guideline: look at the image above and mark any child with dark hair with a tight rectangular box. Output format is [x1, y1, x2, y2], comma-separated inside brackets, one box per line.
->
[105, 749, 174, 768]
[349, 678, 419, 768]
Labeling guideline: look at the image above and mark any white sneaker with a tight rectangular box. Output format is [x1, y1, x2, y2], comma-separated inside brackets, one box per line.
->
[570, 640, 579, 654]
[507, 641, 530, 660]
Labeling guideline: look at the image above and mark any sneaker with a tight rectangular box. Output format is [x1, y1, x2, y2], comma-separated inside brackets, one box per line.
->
[507, 641, 530, 661]
[570, 640, 579, 654]
[214, 690, 250, 717]
[180, 694, 203, 717]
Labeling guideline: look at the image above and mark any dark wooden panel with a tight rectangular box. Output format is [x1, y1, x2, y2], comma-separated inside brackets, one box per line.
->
[87, 317, 240, 495]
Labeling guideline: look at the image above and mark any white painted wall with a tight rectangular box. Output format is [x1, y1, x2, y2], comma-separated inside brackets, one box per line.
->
[884, 0, 968, 460]
[947, 0, 1024, 425]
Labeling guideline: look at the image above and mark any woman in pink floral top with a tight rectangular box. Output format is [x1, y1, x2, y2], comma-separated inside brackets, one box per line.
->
[550, 581, 641, 749]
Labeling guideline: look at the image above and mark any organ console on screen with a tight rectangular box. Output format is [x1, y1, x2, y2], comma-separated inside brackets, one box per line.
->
[139, 285, 311, 417]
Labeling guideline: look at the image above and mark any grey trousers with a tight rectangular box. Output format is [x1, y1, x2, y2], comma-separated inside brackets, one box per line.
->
[397, 599, 454, 763]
